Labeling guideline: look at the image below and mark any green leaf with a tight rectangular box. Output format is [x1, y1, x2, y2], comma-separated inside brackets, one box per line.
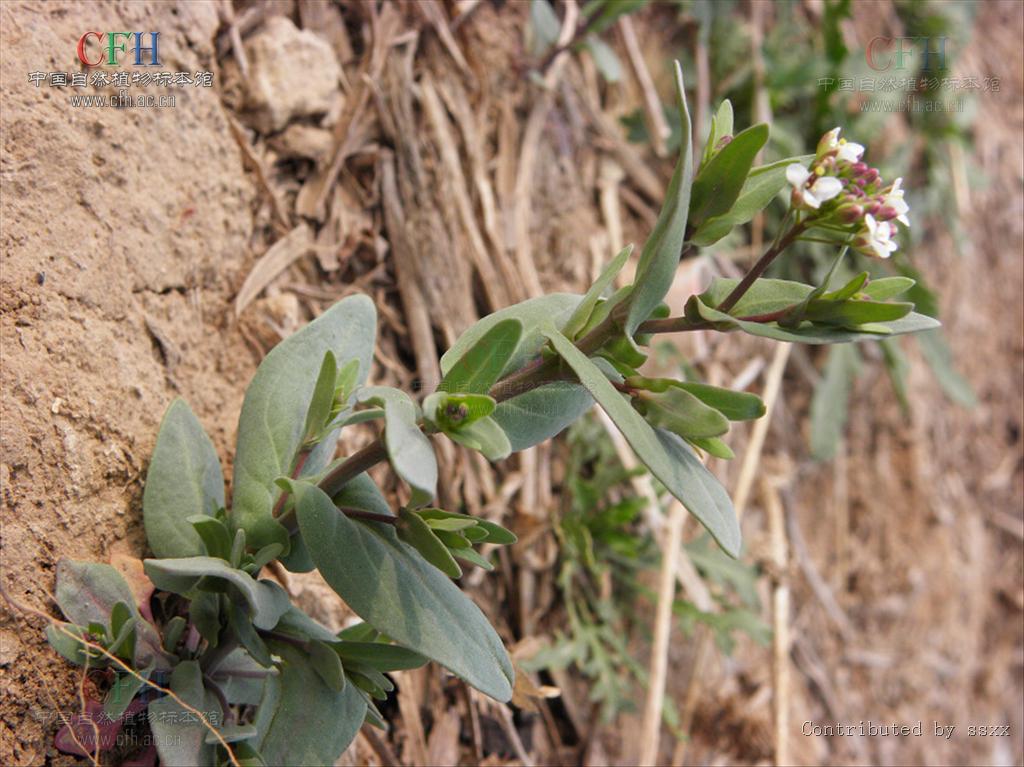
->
[636, 387, 730, 439]
[223, 742, 268, 767]
[917, 330, 976, 407]
[688, 123, 769, 229]
[862, 276, 915, 301]
[417, 509, 518, 544]
[687, 436, 735, 460]
[214, 649, 277, 705]
[492, 382, 593, 452]
[585, 35, 622, 82]
[142, 557, 290, 631]
[255, 642, 367, 767]
[162, 616, 188, 652]
[453, 548, 495, 571]
[879, 338, 911, 413]
[144, 399, 224, 559]
[308, 640, 346, 692]
[249, 543, 284, 572]
[338, 407, 386, 427]
[778, 247, 849, 327]
[444, 415, 512, 461]
[700, 277, 813, 317]
[333, 641, 428, 672]
[423, 517, 477, 532]
[104, 669, 149, 719]
[230, 528, 246, 568]
[424, 392, 495, 432]
[809, 345, 861, 461]
[529, 0, 560, 56]
[53, 560, 167, 669]
[702, 99, 734, 165]
[272, 605, 340, 644]
[190, 592, 222, 647]
[148, 661, 220, 767]
[231, 601, 272, 667]
[541, 328, 741, 556]
[626, 61, 693, 336]
[396, 508, 462, 578]
[328, 472, 394, 517]
[232, 294, 376, 552]
[690, 155, 813, 246]
[581, 0, 648, 35]
[46, 623, 95, 666]
[106, 611, 136, 661]
[822, 271, 869, 302]
[358, 387, 437, 505]
[303, 351, 338, 440]
[204, 724, 259, 745]
[346, 666, 391, 700]
[439, 319, 523, 394]
[334, 359, 361, 405]
[673, 383, 765, 421]
[803, 298, 913, 326]
[294, 481, 515, 701]
[442, 294, 582, 381]
[109, 600, 132, 639]
[693, 296, 940, 344]
[563, 245, 633, 340]
[628, 377, 765, 421]
[189, 516, 233, 561]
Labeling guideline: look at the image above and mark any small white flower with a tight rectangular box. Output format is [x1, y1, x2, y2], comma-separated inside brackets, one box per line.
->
[837, 139, 865, 163]
[787, 164, 843, 209]
[883, 177, 911, 226]
[786, 163, 811, 187]
[864, 213, 898, 259]
[811, 176, 843, 204]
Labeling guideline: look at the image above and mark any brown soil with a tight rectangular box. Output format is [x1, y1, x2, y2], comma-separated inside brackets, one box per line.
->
[1, 2, 1021, 766]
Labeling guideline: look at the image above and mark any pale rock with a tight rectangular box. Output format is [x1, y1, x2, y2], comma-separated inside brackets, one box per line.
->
[270, 123, 334, 161]
[244, 16, 341, 133]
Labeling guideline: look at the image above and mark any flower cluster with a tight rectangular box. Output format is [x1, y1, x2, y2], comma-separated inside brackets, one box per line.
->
[786, 128, 911, 259]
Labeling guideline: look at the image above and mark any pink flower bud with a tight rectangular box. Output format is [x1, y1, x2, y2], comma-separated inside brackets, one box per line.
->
[851, 162, 868, 175]
[867, 201, 882, 215]
[876, 206, 899, 221]
[864, 168, 879, 183]
[836, 203, 865, 223]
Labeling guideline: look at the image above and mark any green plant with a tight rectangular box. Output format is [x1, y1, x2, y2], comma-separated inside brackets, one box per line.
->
[523, 416, 768, 724]
[45, 61, 938, 766]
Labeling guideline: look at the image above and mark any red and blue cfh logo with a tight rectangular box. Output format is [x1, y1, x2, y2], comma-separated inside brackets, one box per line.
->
[77, 32, 161, 66]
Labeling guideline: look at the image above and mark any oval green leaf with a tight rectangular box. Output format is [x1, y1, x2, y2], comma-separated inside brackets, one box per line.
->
[294, 481, 514, 701]
[232, 294, 376, 552]
[144, 399, 224, 559]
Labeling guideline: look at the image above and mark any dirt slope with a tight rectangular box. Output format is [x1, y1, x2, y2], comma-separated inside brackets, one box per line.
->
[1, 3, 257, 763]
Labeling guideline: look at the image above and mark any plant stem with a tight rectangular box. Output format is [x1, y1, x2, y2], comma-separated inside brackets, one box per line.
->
[200, 625, 238, 675]
[202, 674, 234, 723]
[257, 629, 310, 650]
[316, 439, 388, 499]
[716, 221, 805, 315]
[338, 507, 398, 525]
[271, 448, 312, 519]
